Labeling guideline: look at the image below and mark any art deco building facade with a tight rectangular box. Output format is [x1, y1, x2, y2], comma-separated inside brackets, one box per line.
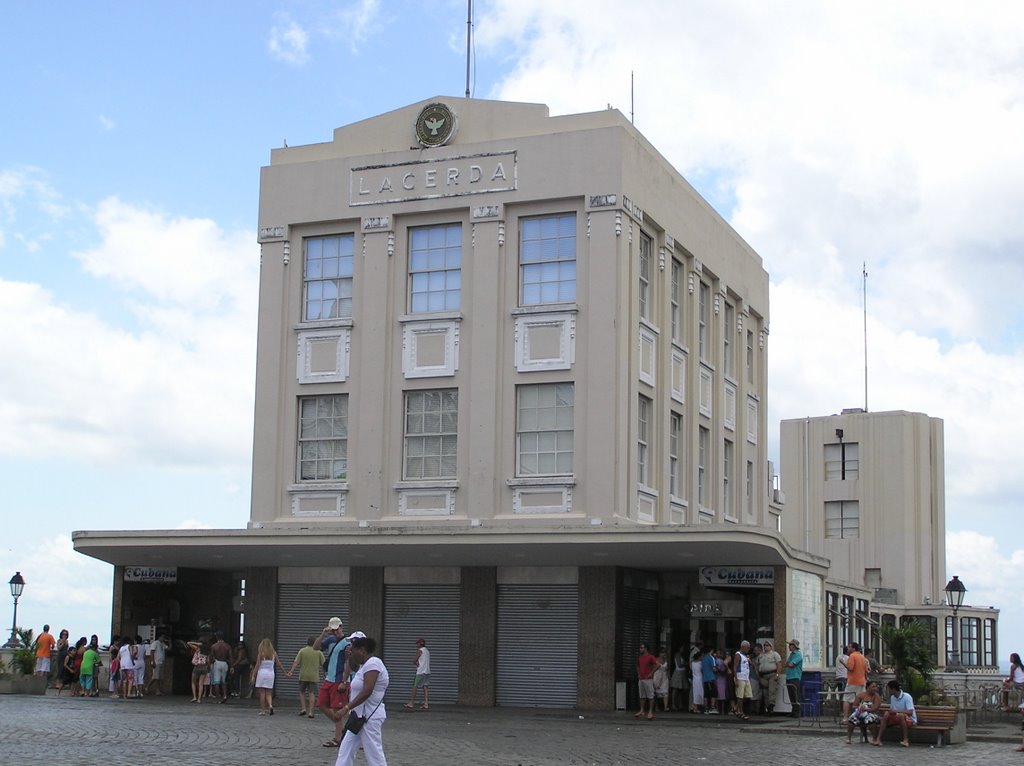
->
[76, 97, 834, 708]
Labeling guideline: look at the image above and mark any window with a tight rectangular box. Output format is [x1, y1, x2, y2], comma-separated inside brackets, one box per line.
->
[723, 439, 734, 516]
[409, 223, 462, 312]
[856, 598, 869, 649]
[825, 500, 859, 539]
[825, 442, 859, 480]
[304, 234, 355, 321]
[698, 426, 709, 507]
[517, 383, 574, 475]
[826, 591, 838, 665]
[298, 395, 349, 480]
[670, 260, 681, 343]
[945, 616, 955, 664]
[520, 213, 576, 305]
[960, 617, 979, 666]
[842, 595, 855, 646]
[723, 303, 734, 377]
[669, 413, 681, 497]
[983, 618, 996, 666]
[745, 460, 754, 514]
[639, 233, 652, 321]
[698, 282, 710, 361]
[746, 329, 755, 385]
[404, 389, 458, 479]
[637, 395, 651, 486]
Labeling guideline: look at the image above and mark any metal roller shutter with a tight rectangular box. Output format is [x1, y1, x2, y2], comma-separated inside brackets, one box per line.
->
[275, 583, 350, 701]
[496, 584, 578, 708]
[382, 584, 461, 705]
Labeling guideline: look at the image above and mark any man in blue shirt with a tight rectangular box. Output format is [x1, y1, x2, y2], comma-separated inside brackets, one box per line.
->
[785, 639, 804, 717]
[313, 617, 352, 748]
[872, 680, 916, 747]
[701, 647, 719, 714]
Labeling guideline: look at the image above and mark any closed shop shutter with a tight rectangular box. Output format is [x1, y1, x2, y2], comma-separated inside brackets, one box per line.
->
[274, 584, 350, 702]
[496, 584, 578, 708]
[382, 584, 461, 705]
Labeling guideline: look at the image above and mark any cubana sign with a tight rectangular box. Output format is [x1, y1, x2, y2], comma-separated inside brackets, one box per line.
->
[699, 566, 774, 588]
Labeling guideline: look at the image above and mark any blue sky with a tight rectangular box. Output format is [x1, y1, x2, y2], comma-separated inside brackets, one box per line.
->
[2, 1, 1022, 661]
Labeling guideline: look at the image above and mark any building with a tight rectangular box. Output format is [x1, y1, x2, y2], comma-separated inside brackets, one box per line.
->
[76, 96, 841, 709]
[779, 408, 999, 673]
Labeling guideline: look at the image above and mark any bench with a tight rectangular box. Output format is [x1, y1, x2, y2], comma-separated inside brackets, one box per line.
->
[861, 705, 962, 747]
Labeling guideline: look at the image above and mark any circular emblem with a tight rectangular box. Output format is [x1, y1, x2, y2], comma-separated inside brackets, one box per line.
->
[414, 102, 457, 147]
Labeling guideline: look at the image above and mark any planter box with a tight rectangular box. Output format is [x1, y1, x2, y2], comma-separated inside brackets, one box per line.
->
[0, 675, 48, 695]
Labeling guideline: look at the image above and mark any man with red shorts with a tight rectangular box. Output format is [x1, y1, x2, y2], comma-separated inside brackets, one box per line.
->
[313, 617, 351, 748]
[871, 679, 916, 747]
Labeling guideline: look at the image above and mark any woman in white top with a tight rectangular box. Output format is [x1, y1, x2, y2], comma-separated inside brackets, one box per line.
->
[335, 634, 390, 766]
[1002, 652, 1024, 710]
[252, 637, 284, 716]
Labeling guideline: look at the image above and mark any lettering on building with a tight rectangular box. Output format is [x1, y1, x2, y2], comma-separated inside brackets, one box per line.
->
[699, 566, 775, 587]
[351, 151, 517, 206]
[258, 226, 285, 241]
[124, 566, 178, 583]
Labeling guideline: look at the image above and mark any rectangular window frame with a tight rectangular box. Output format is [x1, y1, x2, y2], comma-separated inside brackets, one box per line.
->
[519, 212, 577, 306]
[303, 233, 355, 322]
[408, 223, 462, 313]
[637, 394, 651, 487]
[298, 394, 349, 481]
[516, 382, 575, 477]
[403, 389, 458, 480]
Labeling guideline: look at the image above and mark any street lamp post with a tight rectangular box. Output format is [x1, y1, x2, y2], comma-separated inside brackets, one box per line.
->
[944, 575, 967, 672]
[4, 572, 26, 648]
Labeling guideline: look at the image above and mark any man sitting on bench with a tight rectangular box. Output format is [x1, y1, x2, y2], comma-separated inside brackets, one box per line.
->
[846, 680, 883, 744]
[872, 679, 917, 747]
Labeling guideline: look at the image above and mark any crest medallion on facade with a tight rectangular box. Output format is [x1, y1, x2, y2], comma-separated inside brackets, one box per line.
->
[414, 102, 457, 147]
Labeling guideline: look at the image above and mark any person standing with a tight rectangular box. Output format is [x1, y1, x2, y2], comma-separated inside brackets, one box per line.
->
[132, 635, 147, 697]
[634, 642, 659, 720]
[210, 631, 232, 703]
[145, 634, 167, 696]
[757, 640, 782, 715]
[835, 644, 849, 696]
[731, 641, 752, 719]
[334, 635, 390, 766]
[187, 640, 210, 703]
[689, 648, 704, 714]
[785, 639, 803, 717]
[79, 642, 101, 697]
[315, 618, 352, 748]
[231, 641, 251, 698]
[701, 646, 719, 714]
[871, 679, 916, 747]
[34, 624, 56, 678]
[288, 635, 325, 717]
[843, 641, 869, 720]
[252, 637, 284, 716]
[670, 647, 688, 712]
[653, 650, 670, 712]
[405, 638, 431, 710]
[55, 629, 71, 694]
[118, 636, 137, 699]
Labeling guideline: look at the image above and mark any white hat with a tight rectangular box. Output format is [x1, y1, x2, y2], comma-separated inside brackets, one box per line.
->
[346, 631, 366, 641]
[327, 617, 343, 630]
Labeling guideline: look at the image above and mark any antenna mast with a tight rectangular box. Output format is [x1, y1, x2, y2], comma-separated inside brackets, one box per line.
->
[630, 71, 634, 124]
[862, 262, 869, 411]
[465, 0, 473, 98]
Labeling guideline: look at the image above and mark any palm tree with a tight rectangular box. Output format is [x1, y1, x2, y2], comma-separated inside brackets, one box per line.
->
[879, 620, 936, 699]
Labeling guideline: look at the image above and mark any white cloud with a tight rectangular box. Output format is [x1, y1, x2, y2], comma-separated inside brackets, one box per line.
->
[946, 530, 1023, 653]
[336, 0, 383, 52]
[98, 113, 115, 131]
[268, 16, 310, 65]
[0, 197, 258, 470]
[0, 535, 112, 642]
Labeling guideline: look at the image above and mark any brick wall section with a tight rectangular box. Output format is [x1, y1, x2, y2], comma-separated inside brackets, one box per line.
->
[459, 567, 497, 706]
[577, 566, 617, 709]
[349, 567, 384, 641]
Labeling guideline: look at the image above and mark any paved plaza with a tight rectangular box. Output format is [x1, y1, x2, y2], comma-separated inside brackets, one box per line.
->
[0, 692, 1019, 765]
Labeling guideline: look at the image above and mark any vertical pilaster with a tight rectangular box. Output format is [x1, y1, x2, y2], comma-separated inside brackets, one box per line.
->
[459, 567, 497, 705]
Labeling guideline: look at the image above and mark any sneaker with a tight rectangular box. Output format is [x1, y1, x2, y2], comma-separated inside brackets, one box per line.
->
[709, 709, 719, 715]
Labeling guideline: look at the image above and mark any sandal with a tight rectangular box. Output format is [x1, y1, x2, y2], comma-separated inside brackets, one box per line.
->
[404, 703, 415, 710]
[322, 738, 341, 748]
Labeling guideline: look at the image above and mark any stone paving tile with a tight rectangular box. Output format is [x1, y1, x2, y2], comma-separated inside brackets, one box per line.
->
[0, 693, 1018, 766]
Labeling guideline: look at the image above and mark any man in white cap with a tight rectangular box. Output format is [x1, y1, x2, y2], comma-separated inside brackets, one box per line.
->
[313, 618, 352, 748]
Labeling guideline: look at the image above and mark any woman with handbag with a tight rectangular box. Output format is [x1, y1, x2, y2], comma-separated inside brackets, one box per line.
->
[187, 640, 211, 703]
[334, 634, 390, 766]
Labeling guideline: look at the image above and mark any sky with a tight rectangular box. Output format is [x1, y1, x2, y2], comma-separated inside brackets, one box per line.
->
[1, 1, 1021, 660]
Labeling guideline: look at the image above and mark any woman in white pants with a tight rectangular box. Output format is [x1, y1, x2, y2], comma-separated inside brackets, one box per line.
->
[335, 634, 390, 766]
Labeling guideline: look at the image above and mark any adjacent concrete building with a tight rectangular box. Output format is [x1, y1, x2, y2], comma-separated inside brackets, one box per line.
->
[780, 409, 998, 673]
